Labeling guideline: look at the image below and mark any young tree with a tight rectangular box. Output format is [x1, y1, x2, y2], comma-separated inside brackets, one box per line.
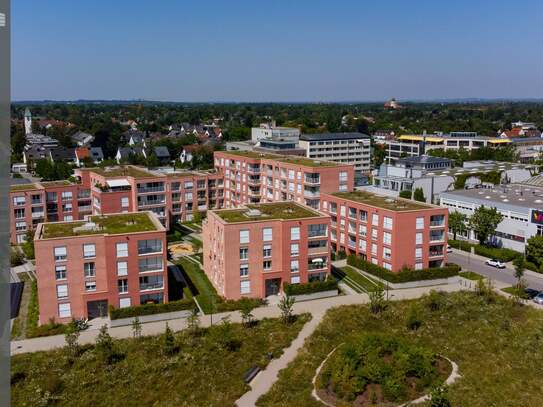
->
[526, 235, 543, 269]
[238, 298, 256, 327]
[95, 324, 116, 364]
[413, 187, 426, 202]
[468, 206, 504, 245]
[430, 386, 452, 407]
[448, 211, 468, 240]
[278, 295, 295, 324]
[187, 307, 201, 338]
[162, 323, 178, 355]
[399, 190, 412, 199]
[64, 320, 81, 361]
[513, 256, 526, 290]
[369, 285, 386, 314]
[131, 316, 142, 339]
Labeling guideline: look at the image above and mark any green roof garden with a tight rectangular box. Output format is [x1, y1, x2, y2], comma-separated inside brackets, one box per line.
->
[10, 183, 40, 192]
[39, 180, 72, 187]
[86, 166, 157, 178]
[222, 151, 339, 167]
[215, 202, 322, 223]
[41, 212, 159, 239]
[331, 191, 433, 211]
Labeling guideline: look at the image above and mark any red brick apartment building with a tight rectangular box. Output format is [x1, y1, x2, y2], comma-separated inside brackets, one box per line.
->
[34, 212, 167, 324]
[203, 202, 331, 299]
[10, 166, 224, 244]
[321, 191, 448, 271]
[213, 151, 354, 210]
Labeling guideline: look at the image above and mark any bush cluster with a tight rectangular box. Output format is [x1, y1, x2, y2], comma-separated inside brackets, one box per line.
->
[448, 239, 520, 262]
[347, 255, 460, 283]
[215, 297, 265, 312]
[283, 276, 338, 296]
[109, 298, 194, 320]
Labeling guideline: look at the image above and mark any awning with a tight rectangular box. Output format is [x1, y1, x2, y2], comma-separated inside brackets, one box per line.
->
[106, 178, 130, 188]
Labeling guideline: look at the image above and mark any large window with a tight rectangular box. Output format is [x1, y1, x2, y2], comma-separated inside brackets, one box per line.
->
[56, 284, 68, 299]
[290, 260, 299, 273]
[415, 247, 422, 259]
[139, 275, 164, 291]
[240, 247, 248, 260]
[262, 227, 273, 242]
[416, 217, 425, 230]
[84, 262, 96, 278]
[117, 261, 128, 276]
[290, 227, 300, 241]
[416, 232, 423, 245]
[240, 280, 251, 294]
[83, 243, 96, 258]
[116, 242, 128, 257]
[239, 229, 250, 244]
[263, 245, 272, 258]
[54, 246, 67, 261]
[372, 214, 379, 226]
[137, 239, 162, 255]
[383, 216, 393, 230]
[308, 224, 327, 237]
[383, 232, 392, 245]
[13, 196, 25, 206]
[290, 243, 299, 256]
[55, 265, 67, 280]
[138, 256, 163, 273]
[240, 264, 249, 277]
[118, 279, 128, 293]
[58, 303, 71, 318]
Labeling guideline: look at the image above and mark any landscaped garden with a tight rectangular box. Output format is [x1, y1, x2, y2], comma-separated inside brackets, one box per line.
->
[257, 291, 543, 406]
[11, 314, 311, 407]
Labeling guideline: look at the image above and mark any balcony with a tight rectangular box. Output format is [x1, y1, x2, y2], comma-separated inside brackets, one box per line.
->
[77, 191, 91, 199]
[429, 231, 445, 242]
[139, 281, 164, 291]
[31, 211, 45, 219]
[308, 258, 328, 271]
[304, 188, 320, 198]
[247, 166, 261, 174]
[304, 175, 320, 185]
[31, 199, 42, 205]
[78, 205, 92, 212]
[137, 185, 165, 194]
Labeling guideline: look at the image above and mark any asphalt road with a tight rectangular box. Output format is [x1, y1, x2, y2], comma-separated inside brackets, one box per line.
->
[448, 250, 543, 291]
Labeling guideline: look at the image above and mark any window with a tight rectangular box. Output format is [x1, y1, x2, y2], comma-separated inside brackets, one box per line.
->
[137, 239, 162, 255]
[359, 210, 368, 222]
[416, 232, 423, 245]
[54, 246, 67, 261]
[240, 247, 248, 260]
[240, 264, 249, 277]
[14, 208, 25, 219]
[291, 276, 301, 284]
[138, 256, 163, 273]
[118, 279, 128, 293]
[416, 217, 424, 230]
[383, 247, 392, 259]
[139, 275, 163, 290]
[240, 229, 249, 244]
[358, 239, 367, 251]
[84, 262, 96, 277]
[339, 171, 348, 182]
[13, 196, 25, 206]
[58, 303, 71, 318]
[372, 214, 379, 226]
[185, 192, 193, 201]
[61, 191, 72, 201]
[85, 281, 96, 292]
[371, 243, 377, 255]
[119, 297, 131, 308]
[383, 216, 393, 229]
[121, 197, 129, 208]
[83, 243, 96, 258]
[290, 260, 299, 273]
[240, 280, 251, 294]
[415, 247, 422, 259]
[263, 244, 272, 258]
[116, 242, 128, 257]
[290, 243, 299, 256]
[383, 232, 392, 245]
[358, 224, 367, 237]
[15, 222, 26, 231]
[55, 265, 67, 280]
[117, 261, 128, 276]
[308, 224, 327, 237]
[371, 229, 378, 240]
[290, 227, 300, 240]
[63, 215, 73, 221]
[262, 227, 273, 242]
[415, 263, 423, 270]
[56, 284, 68, 299]
[383, 262, 392, 271]
[263, 260, 272, 270]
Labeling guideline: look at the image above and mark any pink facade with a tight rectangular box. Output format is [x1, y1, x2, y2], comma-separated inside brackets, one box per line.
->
[202, 202, 331, 300]
[321, 192, 448, 271]
[34, 212, 167, 324]
[214, 151, 354, 210]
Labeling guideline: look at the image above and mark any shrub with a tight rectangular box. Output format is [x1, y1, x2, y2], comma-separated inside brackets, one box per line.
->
[448, 239, 521, 262]
[10, 249, 25, 267]
[406, 303, 423, 330]
[163, 323, 179, 355]
[283, 276, 338, 296]
[369, 286, 386, 314]
[347, 255, 460, 283]
[216, 297, 265, 312]
[425, 290, 446, 311]
[109, 298, 194, 320]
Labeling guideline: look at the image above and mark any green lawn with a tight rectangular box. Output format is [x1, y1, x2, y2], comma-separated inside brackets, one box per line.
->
[177, 257, 219, 313]
[12, 314, 310, 407]
[501, 286, 530, 299]
[11, 273, 32, 340]
[459, 271, 484, 281]
[334, 266, 382, 293]
[257, 291, 543, 407]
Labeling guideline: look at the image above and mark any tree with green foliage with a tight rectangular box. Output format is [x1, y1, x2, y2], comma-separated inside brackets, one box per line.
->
[369, 285, 386, 314]
[146, 153, 160, 168]
[131, 317, 142, 339]
[278, 295, 295, 324]
[413, 187, 426, 202]
[162, 323, 178, 355]
[95, 325, 117, 364]
[187, 307, 201, 338]
[34, 159, 72, 181]
[468, 206, 504, 245]
[526, 235, 543, 269]
[399, 190, 412, 199]
[448, 211, 468, 240]
[64, 320, 81, 361]
[513, 256, 525, 290]
[238, 298, 256, 327]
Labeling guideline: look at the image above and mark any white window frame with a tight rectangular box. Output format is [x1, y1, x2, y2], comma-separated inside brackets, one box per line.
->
[116, 242, 128, 258]
[117, 261, 128, 276]
[240, 280, 251, 294]
[290, 227, 300, 241]
[83, 243, 96, 258]
[262, 227, 273, 242]
[58, 303, 71, 318]
[239, 229, 250, 244]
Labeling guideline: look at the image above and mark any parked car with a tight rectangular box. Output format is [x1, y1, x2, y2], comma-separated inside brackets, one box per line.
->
[524, 288, 540, 299]
[485, 259, 506, 269]
[533, 293, 543, 305]
[446, 245, 453, 253]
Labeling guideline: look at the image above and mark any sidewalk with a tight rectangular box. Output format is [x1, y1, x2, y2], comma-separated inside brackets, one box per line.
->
[11, 284, 464, 355]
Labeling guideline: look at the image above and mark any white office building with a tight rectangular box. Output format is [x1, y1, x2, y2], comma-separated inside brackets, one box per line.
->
[251, 123, 300, 143]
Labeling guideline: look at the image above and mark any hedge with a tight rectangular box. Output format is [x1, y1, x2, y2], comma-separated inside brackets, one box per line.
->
[346, 255, 460, 283]
[109, 298, 194, 320]
[283, 277, 338, 296]
[215, 297, 266, 312]
[448, 240, 521, 262]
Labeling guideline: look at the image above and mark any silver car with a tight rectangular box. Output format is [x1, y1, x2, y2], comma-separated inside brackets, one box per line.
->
[533, 293, 543, 305]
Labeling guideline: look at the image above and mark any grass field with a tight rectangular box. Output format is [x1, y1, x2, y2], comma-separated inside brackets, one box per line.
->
[334, 266, 382, 293]
[11, 273, 32, 340]
[177, 257, 219, 313]
[11, 314, 311, 407]
[257, 291, 543, 407]
[459, 271, 484, 281]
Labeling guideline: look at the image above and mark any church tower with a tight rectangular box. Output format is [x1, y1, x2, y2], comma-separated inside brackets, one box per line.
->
[24, 107, 32, 135]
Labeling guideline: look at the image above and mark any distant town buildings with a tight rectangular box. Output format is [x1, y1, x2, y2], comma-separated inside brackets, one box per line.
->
[251, 122, 300, 143]
[384, 98, 402, 110]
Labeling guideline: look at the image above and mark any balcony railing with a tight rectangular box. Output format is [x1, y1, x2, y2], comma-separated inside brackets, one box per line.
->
[308, 261, 328, 271]
[304, 175, 321, 184]
[139, 281, 164, 291]
[31, 212, 45, 219]
[137, 186, 165, 193]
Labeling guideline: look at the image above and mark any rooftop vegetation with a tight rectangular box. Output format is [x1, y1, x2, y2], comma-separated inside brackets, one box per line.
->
[332, 191, 433, 211]
[86, 166, 157, 178]
[216, 202, 320, 223]
[10, 184, 40, 192]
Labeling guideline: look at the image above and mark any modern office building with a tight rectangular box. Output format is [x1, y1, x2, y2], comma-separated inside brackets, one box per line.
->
[440, 183, 543, 252]
[321, 191, 449, 271]
[251, 122, 300, 143]
[298, 133, 372, 173]
[214, 151, 355, 210]
[202, 202, 330, 299]
[34, 212, 167, 324]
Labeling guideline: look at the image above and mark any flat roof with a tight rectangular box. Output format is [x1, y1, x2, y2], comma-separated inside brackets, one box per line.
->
[85, 166, 157, 178]
[300, 132, 370, 141]
[10, 183, 40, 192]
[440, 184, 543, 211]
[330, 191, 435, 211]
[40, 212, 160, 239]
[219, 150, 341, 167]
[39, 180, 72, 187]
[214, 202, 324, 223]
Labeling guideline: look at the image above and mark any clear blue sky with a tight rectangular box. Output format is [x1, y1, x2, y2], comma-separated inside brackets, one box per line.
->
[11, 0, 543, 102]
